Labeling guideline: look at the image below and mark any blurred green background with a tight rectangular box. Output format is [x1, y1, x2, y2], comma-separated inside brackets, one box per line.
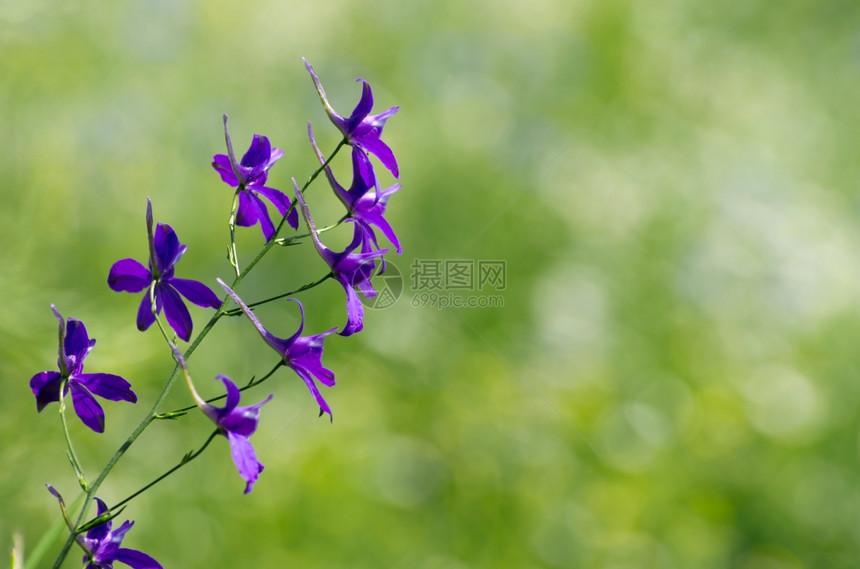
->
[2, 0, 859, 567]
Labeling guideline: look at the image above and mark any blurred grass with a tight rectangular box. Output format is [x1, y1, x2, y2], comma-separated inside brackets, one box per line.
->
[2, 0, 860, 567]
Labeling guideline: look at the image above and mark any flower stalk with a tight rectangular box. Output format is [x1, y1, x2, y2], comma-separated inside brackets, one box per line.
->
[40, 60, 401, 568]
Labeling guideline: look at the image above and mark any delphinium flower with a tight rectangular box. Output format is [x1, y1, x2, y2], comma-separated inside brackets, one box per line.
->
[303, 58, 400, 178]
[218, 279, 339, 419]
[212, 115, 298, 241]
[77, 497, 162, 569]
[29, 306, 137, 433]
[293, 181, 388, 336]
[193, 374, 273, 494]
[308, 124, 402, 255]
[108, 199, 221, 342]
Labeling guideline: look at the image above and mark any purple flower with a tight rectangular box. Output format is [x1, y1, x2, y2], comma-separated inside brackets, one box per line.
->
[218, 279, 339, 419]
[77, 497, 162, 569]
[108, 199, 221, 342]
[309, 124, 402, 255]
[212, 115, 298, 241]
[293, 181, 388, 336]
[303, 58, 400, 178]
[29, 306, 137, 433]
[198, 375, 273, 494]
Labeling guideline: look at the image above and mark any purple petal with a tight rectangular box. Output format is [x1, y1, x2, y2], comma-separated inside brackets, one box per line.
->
[212, 154, 239, 187]
[241, 134, 281, 173]
[344, 79, 374, 134]
[219, 394, 273, 438]
[69, 382, 106, 433]
[136, 291, 158, 332]
[113, 548, 163, 569]
[289, 337, 337, 387]
[108, 259, 153, 293]
[76, 373, 137, 403]
[292, 367, 333, 421]
[169, 278, 221, 309]
[357, 136, 399, 179]
[235, 190, 261, 227]
[64, 318, 95, 370]
[250, 192, 277, 242]
[254, 186, 292, 217]
[209, 374, 242, 421]
[367, 106, 399, 130]
[30, 371, 63, 411]
[86, 498, 111, 541]
[340, 279, 365, 336]
[226, 431, 265, 494]
[286, 203, 299, 230]
[362, 210, 401, 254]
[152, 224, 186, 274]
[159, 284, 193, 341]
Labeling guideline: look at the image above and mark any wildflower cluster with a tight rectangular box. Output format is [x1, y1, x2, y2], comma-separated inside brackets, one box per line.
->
[25, 60, 401, 568]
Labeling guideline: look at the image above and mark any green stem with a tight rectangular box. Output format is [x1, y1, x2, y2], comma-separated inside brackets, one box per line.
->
[274, 214, 348, 246]
[109, 431, 219, 512]
[223, 272, 332, 316]
[157, 360, 284, 418]
[51, 138, 346, 568]
[228, 189, 242, 276]
[58, 380, 88, 492]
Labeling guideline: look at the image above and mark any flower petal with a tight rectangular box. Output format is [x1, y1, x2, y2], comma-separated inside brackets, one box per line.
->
[240, 134, 276, 171]
[213, 375, 241, 417]
[226, 431, 265, 494]
[357, 136, 399, 179]
[113, 548, 163, 569]
[70, 382, 106, 433]
[64, 318, 95, 371]
[250, 192, 277, 242]
[344, 79, 374, 134]
[361, 210, 402, 254]
[30, 371, 63, 411]
[159, 284, 193, 341]
[254, 186, 292, 217]
[292, 367, 333, 421]
[219, 394, 273, 438]
[212, 154, 239, 187]
[340, 278, 365, 337]
[108, 259, 152, 293]
[169, 278, 221, 309]
[86, 498, 112, 541]
[76, 373, 137, 403]
[136, 291, 158, 332]
[152, 223, 186, 274]
[235, 190, 261, 228]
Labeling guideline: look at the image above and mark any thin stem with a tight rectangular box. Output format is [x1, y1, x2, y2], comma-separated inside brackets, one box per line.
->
[223, 273, 333, 316]
[228, 189, 242, 276]
[157, 360, 284, 418]
[275, 214, 348, 246]
[51, 138, 346, 568]
[109, 431, 219, 512]
[58, 380, 88, 492]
